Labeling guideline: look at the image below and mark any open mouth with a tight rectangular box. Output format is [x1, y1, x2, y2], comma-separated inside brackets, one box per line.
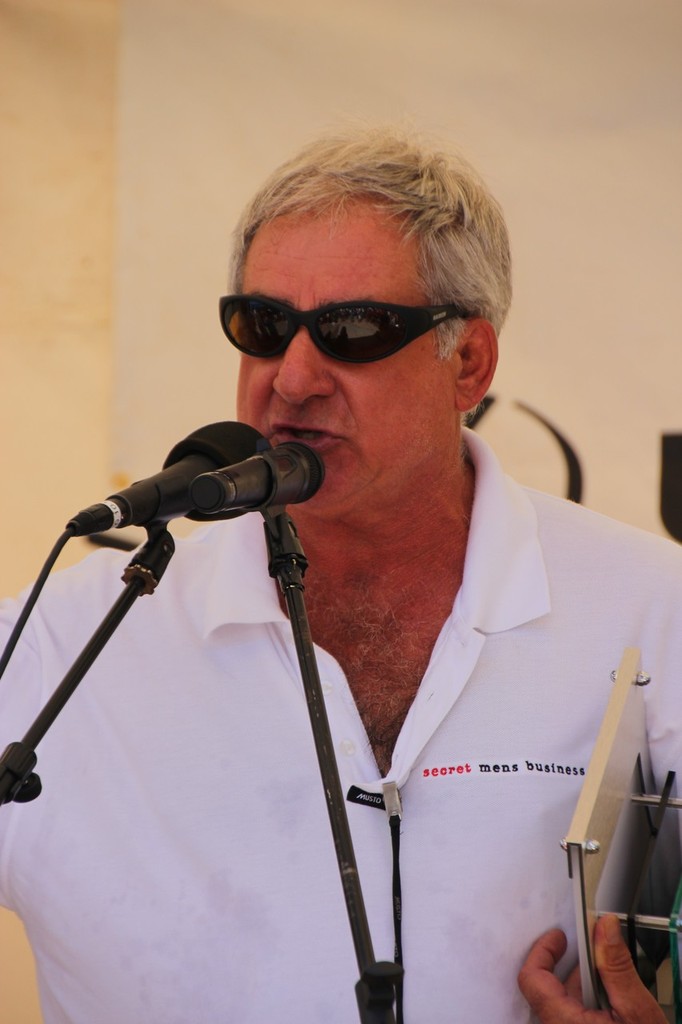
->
[270, 425, 337, 451]
[289, 428, 325, 441]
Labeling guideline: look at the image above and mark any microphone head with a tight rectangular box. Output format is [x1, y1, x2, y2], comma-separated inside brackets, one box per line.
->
[163, 421, 265, 522]
[188, 440, 326, 517]
[272, 442, 325, 505]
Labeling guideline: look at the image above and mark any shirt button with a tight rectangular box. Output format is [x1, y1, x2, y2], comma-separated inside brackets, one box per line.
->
[340, 739, 356, 757]
[322, 681, 333, 696]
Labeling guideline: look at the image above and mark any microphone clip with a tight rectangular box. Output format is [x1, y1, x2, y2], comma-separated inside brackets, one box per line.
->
[121, 522, 176, 595]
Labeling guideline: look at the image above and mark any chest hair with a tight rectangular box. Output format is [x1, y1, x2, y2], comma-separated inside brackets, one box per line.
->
[304, 582, 452, 777]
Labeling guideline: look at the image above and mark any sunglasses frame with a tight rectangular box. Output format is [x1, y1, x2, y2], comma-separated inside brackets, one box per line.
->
[219, 294, 470, 364]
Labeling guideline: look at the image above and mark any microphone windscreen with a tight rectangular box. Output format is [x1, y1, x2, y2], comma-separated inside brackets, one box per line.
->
[163, 421, 266, 522]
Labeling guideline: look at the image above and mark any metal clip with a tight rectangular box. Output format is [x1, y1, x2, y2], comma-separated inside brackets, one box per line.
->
[382, 781, 402, 821]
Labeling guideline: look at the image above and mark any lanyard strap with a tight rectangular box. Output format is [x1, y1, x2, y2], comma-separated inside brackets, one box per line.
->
[384, 783, 404, 1024]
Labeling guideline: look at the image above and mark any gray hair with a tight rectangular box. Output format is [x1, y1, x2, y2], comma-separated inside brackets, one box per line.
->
[230, 125, 512, 358]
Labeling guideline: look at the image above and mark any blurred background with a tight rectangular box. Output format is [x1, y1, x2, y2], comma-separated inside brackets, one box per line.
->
[1, 0, 680, 1019]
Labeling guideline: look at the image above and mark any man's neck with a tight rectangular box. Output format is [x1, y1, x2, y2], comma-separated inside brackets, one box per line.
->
[292, 455, 475, 588]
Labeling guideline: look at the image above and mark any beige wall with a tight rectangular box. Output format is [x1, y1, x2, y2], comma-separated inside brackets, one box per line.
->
[0, 1, 118, 1019]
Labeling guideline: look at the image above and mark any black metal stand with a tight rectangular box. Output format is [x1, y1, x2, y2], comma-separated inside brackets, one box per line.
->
[0, 524, 175, 807]
[262, 507, 402, 1024]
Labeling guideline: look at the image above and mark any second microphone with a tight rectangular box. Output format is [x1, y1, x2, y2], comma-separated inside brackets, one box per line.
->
[189, 442, 325, 515]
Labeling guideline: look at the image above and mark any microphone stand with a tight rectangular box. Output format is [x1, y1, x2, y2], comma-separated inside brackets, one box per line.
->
[262, 506, 402, 1024]
[0, 523, 175, 807]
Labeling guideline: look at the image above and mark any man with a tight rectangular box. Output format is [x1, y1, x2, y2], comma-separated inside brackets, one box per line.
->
[1, 126, 679, 1023]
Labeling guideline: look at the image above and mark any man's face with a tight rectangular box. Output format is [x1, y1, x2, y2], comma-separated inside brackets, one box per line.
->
[236, 204, 466, 523]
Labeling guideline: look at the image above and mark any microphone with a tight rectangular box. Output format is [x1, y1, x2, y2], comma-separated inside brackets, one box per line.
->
[189, 442, 325, 515]
[67, 421, 265, 536]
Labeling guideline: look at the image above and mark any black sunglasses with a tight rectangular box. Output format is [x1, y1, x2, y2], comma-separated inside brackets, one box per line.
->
[219, 295, 470, 364]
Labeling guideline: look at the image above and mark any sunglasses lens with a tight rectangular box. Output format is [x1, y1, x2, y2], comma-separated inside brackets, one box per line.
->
[317, 307, 405, 361]
[222, 298, 416, 362]
[224, 299, 291, 355]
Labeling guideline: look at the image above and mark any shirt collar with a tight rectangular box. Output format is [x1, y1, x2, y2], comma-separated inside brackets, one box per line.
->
[196, 513, 287, 638]
[455, 428, 551, 634]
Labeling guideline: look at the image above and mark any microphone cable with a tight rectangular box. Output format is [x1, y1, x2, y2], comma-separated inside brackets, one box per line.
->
[0, 526, 76, 683]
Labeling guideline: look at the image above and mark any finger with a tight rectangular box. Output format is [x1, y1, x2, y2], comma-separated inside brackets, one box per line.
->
[518, 929, 575, 1017]
[521, 928, 569, 975]
[594, 915, 667, 1024]
[563, 962, 585, 1002]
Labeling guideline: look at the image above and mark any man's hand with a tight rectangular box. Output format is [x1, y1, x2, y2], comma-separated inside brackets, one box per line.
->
[517, 914, 667, 1022]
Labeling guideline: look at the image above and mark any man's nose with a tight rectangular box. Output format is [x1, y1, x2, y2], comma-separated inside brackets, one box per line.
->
[272, 328, 336, 404]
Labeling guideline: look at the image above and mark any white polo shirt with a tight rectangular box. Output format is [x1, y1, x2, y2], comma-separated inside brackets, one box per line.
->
[1, 430, 681, 1023]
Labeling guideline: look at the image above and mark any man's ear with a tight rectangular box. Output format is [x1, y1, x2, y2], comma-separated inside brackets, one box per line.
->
[453, 318, 498, 413]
